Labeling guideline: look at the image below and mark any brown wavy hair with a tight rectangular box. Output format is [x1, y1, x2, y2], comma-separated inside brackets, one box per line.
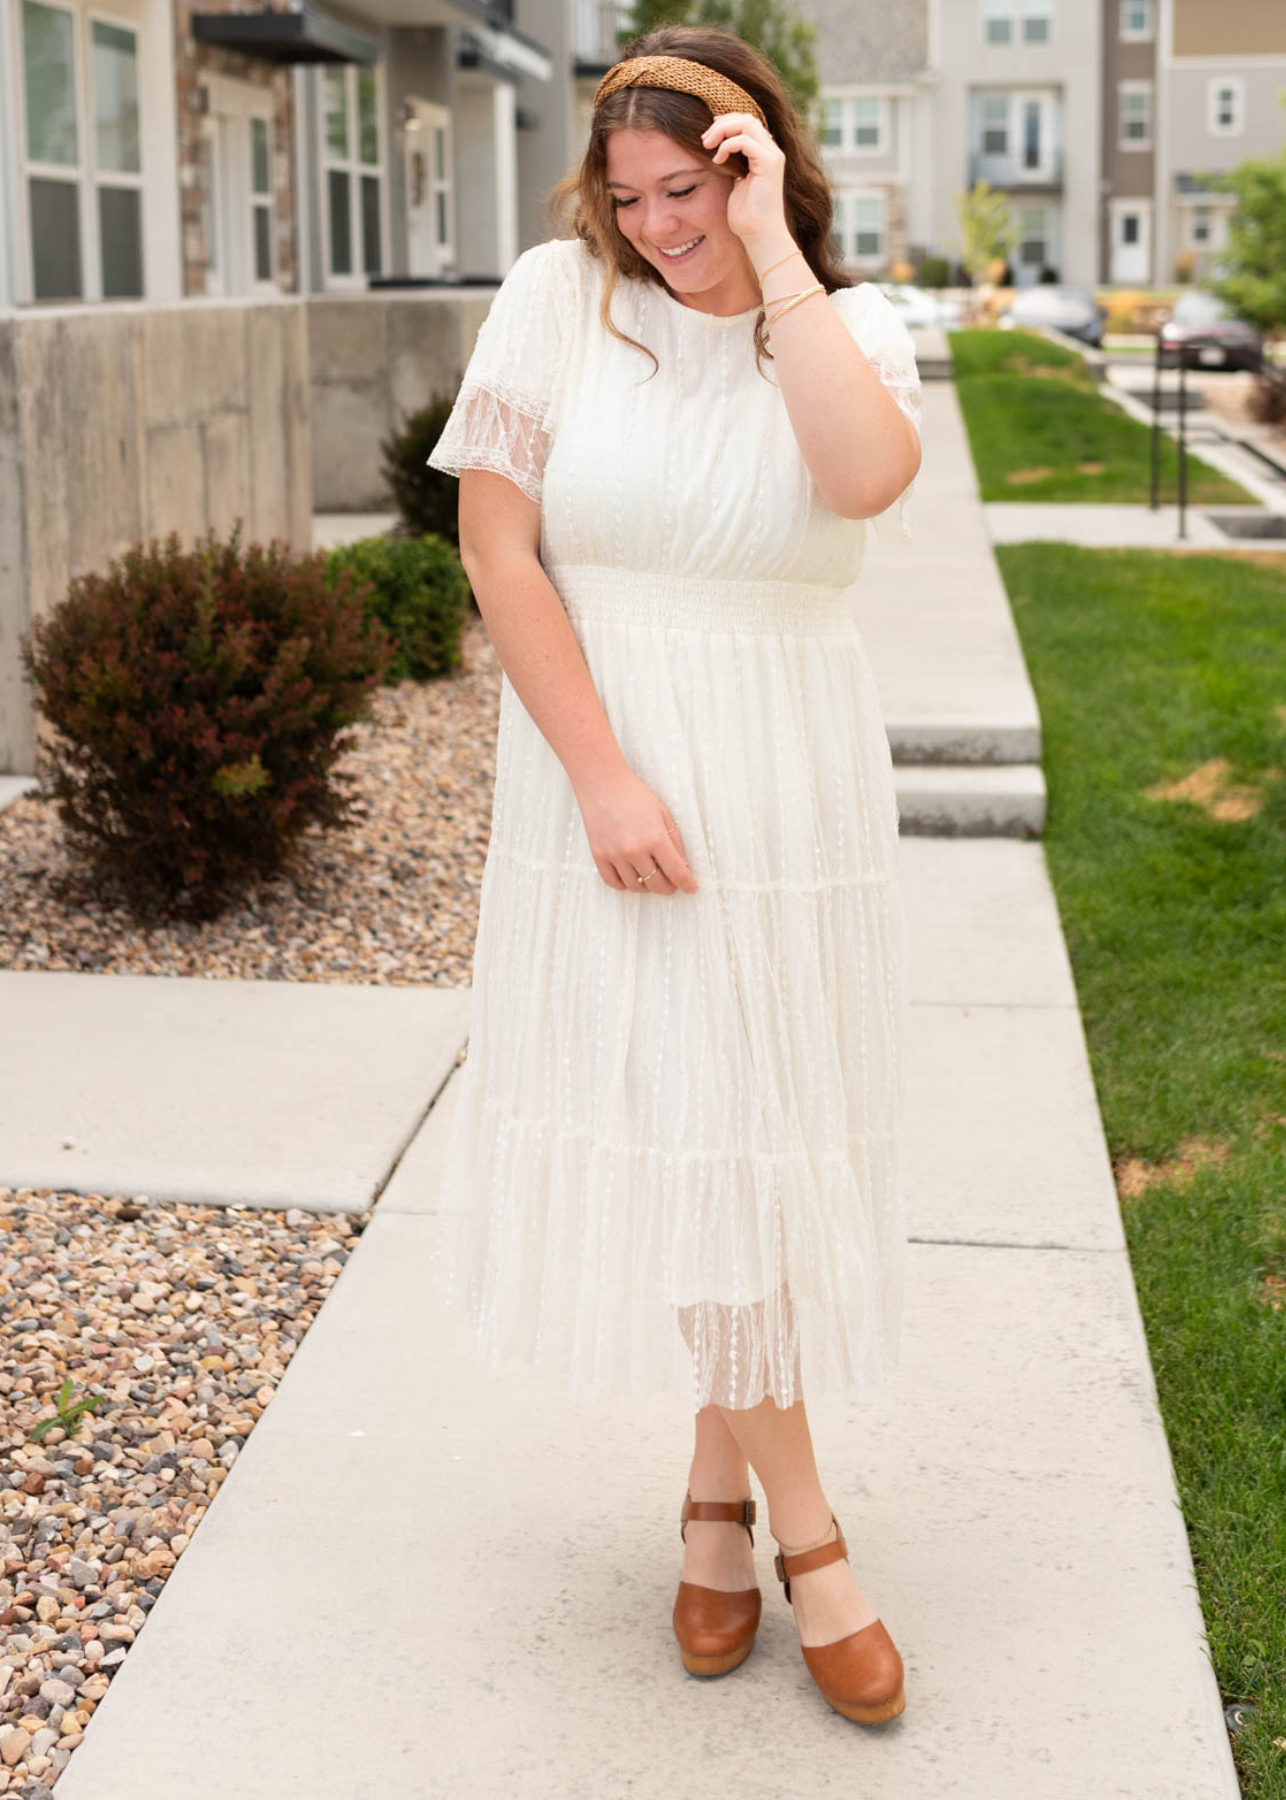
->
[545, 24, 850, 383]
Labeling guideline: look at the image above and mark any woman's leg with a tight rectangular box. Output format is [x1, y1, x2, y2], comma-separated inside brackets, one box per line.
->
[716, 1397, 880, 1647]
[679, 1405, 757, 1592]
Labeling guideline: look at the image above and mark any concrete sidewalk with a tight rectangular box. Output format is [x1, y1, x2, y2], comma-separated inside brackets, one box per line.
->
[3, 365, 1240, 1796]
[39, 836, 1239, 1800]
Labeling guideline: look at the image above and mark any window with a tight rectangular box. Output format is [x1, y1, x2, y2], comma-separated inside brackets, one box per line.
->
[250, 116, 272, 281]
[1022, 97, 1042, 168]
[1119, 81, 1152, 149]
[1120, 0, 1152, 39]
[853, 98, 883, 150]
[1021, 0, 1051, 44]
[981, 95, 1009, 156]
[818, 94, 888, 155]
[983, 0, 1011, 44]
[430, 119, 452, 259]
[1122, 212, 1139, 245]
[1016, 203, 1047, 268]
[20, 0, 143, 301]
[1191, 204, 1211, 245]
[321, 63, 385, 282]
[837, 190, 884, 261]
[1208, 78, 1244, 136]
[983, 0, 1052, 44]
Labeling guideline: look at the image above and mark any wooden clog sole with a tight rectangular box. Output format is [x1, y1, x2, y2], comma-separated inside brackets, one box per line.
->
[825, 1684, 906, 1724]
[679, 1637, 755, 1677]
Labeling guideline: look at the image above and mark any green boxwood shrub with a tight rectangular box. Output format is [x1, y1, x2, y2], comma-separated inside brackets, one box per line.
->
[381, 393, 462, 551]
[918, 255, 951, 290]
[322, 532, 469, 682]
[19, 523, 392, 921]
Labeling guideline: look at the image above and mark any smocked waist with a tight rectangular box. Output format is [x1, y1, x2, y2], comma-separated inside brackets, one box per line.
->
[545, 562, 857, 634]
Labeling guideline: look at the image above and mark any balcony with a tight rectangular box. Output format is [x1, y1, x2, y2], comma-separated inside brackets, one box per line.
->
[969, 149, 1064, 191]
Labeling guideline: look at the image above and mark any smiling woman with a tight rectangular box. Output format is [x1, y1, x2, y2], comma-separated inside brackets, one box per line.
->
[423, 21, 922, 1731]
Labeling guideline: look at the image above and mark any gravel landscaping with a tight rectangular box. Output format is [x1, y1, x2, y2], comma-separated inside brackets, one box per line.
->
[0, 604, 501, 1791]
[0, 608, 501, 990]
[0, 1186, 370, 1795]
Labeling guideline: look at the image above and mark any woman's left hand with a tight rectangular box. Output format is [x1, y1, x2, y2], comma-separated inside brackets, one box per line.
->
[701, 113, 790, 249]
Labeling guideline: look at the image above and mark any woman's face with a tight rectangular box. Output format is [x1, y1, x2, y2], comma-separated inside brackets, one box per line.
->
[604, 127, 754, 303]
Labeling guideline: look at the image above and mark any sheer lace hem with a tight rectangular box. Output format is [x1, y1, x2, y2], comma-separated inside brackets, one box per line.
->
[425, 373, 554, 505]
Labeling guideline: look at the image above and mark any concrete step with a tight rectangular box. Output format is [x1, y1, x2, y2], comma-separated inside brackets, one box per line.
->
[895, 762, 1047, 837]
[886, 716, 1041, 766]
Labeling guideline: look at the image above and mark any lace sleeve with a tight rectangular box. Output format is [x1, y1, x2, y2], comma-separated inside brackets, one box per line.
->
[830, 284, 923, 544]
[426, 240, 575, 506]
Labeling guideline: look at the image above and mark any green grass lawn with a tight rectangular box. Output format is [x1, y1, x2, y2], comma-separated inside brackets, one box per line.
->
[950, 329, 1255, 505]
[997, 542, 1286, 1796]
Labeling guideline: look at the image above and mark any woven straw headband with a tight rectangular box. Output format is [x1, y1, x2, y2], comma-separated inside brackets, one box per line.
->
[593, 54, 770, 131]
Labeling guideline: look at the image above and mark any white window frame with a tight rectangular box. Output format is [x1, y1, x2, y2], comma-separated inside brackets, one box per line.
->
[1020, 0, 1052, 46]
[819, 92, 890, 156]
[14, 0, 146, 303]
[201, 75, 278, 299]
[981, 0, 1052, 46]
[1015, 202, 1048, 270]
[980, 93, 1010, 156]
[425, 101, 454, 268]
[837, 188, 885, 264]
[318, 61, 389, 291]
[1119, 0, 1153, 41]
[982, 0, 1012, 46]
[1182, 199, 1230, 254]
[1207, 76, 1244, 137]
[1118, 80, 1152, 150]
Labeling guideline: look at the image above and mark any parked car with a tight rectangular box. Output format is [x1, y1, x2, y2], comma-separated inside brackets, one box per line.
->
[877, 283, 965, 330]
[995, 284, 1107, 347]
[1158, 291, 1263, 372]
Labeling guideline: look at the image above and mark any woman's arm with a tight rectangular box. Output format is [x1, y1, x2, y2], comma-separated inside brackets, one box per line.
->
[458, 470, 698, 894]
[756, 236, 922, 522]
[459, 469, 627, 792]
[700, 113, 922, 523]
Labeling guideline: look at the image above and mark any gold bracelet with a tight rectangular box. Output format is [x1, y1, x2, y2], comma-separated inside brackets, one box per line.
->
[754, 246, 806, 286]
[762, 284, 815, 322]
[765, 283, 825, 328]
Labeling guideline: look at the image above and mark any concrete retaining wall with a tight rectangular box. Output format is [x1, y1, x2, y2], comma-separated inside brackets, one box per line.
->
[306, 289, 492, 512]
[0, 297, 312, 776]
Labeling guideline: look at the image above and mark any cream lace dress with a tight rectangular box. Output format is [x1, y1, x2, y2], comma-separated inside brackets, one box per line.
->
[426, 235, 922, 1411]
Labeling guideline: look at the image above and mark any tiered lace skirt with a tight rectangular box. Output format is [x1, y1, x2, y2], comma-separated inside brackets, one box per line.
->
[430, 563, 910, 1410]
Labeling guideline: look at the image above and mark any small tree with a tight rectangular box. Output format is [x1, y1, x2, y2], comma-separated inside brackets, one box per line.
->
[952, 181, 1016, 291]
[1206, 112, 1286, 336]
[619, 0, 819, 113]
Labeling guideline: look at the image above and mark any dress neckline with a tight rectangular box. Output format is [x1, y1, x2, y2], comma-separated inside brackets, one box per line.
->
[652, 277, 760, 327]
[653, 280, 763, 324]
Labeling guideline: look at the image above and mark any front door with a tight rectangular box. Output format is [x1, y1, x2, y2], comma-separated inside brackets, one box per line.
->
[404, 97, 454, 276]
[1111, 203, 1150, 284]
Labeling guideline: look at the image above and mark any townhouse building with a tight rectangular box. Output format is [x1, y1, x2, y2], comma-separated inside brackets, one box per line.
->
[0, 0, 571, 310]
[926, 0, 1103, 286]
[794, 0, 932, 274]
[1154, 0, 1286, 284]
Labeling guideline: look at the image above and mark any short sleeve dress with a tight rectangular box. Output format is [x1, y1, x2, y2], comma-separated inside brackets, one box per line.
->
[426, 235, 922, 1413]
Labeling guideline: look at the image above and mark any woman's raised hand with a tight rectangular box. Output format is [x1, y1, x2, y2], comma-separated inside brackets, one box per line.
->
[573, 766, 698, 895]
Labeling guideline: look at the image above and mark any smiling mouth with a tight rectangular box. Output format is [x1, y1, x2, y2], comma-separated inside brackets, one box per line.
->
[655, 235, 704, 259]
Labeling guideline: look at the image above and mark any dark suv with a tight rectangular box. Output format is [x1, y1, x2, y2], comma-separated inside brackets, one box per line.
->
[1159, 291, 1263, 372]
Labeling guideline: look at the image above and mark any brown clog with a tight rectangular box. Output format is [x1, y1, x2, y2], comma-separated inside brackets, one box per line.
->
[672, 1492, 762, 1676]
[774, 1518, 905, 1723]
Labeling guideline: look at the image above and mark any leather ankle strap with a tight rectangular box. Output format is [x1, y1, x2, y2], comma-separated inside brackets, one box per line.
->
[680, 1492, 756, 1545]
[773, 1519, 847, 1602]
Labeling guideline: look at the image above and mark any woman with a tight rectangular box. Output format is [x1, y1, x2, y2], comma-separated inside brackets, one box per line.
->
[426, 23, 921, 1726]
